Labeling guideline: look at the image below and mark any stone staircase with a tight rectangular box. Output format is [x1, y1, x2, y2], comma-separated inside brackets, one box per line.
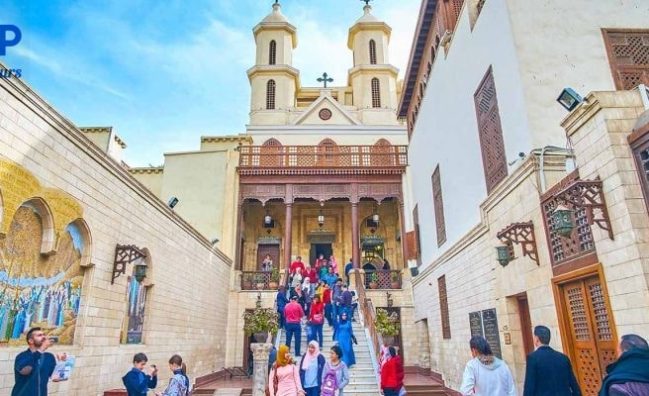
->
[286, 319, 380, 396]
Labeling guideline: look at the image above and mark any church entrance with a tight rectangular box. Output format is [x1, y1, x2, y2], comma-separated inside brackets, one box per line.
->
[310, 243, 332, 267]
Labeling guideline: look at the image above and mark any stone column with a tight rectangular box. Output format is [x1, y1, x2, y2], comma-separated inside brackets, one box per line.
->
[284, 202, 293, 270]
[251, 343, 273, 396]
[351, 201, 360, 268]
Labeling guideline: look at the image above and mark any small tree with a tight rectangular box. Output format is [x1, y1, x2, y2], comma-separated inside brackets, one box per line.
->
[244, 308, 279, 337]
[375, 308, 400, 337]
[270, 267, 280, 283]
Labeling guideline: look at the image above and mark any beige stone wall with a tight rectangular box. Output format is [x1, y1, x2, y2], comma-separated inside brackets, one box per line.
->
[562, 91, 649, 336]
[0, 77, 232, 395]
[130, 169, 163, 197]
[408, 155, 570, 392]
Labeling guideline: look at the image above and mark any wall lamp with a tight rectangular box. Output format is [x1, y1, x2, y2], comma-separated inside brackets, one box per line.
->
[557, 88, 583, 111]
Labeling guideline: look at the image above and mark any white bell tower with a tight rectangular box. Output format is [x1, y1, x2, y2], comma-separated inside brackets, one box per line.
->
[248, 2, 300, 125]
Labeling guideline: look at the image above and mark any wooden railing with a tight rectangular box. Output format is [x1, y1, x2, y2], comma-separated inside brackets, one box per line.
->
[241, 271, 279, 291]
[238, 145, 408, 169]
[355, 270, 381, 363]
[364, 270, 402, 290]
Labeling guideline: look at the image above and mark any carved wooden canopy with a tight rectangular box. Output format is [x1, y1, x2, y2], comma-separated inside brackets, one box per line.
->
[239, 183, 403, 205]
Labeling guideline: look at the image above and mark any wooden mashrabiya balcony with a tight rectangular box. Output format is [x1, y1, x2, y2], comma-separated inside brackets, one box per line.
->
[238, 144, 408, 176]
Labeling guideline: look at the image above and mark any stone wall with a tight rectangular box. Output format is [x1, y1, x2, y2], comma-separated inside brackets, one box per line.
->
[0, 74, 232, 395]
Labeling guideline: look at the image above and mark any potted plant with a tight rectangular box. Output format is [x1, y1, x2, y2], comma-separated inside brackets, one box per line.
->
[390, 271, 401, 289]
[269, 267, 280, 289]
[375, 308, 400, 346]
[244, 308, 279, 343]
[254, 273, 266, 290]
[369, 272, 379, 289]
[242, 273, 253, 290]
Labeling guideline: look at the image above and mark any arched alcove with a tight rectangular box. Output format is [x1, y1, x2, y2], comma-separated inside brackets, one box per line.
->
[21, 197, 56, 255]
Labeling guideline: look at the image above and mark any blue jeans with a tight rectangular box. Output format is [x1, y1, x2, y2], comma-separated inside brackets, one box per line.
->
[304, 387, 320, 396]
[285, 323, 302, 356]
[309, 323, 323, 348]
[383, 388, 399, 396]
[324, 304, 333, 326]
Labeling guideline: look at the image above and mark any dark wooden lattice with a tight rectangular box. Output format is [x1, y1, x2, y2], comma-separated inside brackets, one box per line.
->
[602, 29, 649, 90]
[438, 275, 451, 339]
[432, 165, 447, 246]
[369, 39, 377, 65]
[474, 67, 507, 193]
[496, 222, 539, 265]
[630, 129, 649, 215]
[269, 40, 277, 65]
[371, 78, 381, 108]
[266, 80, 276, 110]
[112, 244, 146, 284]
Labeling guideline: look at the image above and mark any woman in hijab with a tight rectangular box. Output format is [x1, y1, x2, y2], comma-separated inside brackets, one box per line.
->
[299, 341, 325, 396]
[334, 312, 356, 368]
[268, 345, 306, 396]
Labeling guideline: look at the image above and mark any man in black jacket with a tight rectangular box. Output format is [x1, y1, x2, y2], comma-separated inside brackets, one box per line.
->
[523, 325, 581, 396]
[599, 334, 649, 396]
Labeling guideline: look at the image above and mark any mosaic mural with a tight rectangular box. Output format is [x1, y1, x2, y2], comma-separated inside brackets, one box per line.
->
[122, 269, 147, 344]
[0, 204, 85, 346]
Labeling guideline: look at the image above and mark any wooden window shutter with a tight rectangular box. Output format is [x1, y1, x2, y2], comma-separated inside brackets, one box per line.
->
[602, 29, 649, 90]
[405, 231, 418, 260]
[432, 165, 447, 246]
[438, 275, 451, 339]
[413, 205, 422, 266]
[474, 66, 507, 193]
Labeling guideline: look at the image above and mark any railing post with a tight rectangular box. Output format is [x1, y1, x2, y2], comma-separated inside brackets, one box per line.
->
[251, 343, 273, 396]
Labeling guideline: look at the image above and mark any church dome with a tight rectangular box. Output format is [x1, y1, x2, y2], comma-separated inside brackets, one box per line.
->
[261, 2, 289, 24]
[347, 4, 391, 49]
[253, 2, 298, 48]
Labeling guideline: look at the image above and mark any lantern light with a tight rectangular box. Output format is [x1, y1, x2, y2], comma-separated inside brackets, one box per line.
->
[496, 245, 511, 267]
[372, 213, 380, 223]
[264, 214, 273, 225]
[318, 213, 325, 227]
[134, 258, 147, 282]
[552, 204, 575, 237]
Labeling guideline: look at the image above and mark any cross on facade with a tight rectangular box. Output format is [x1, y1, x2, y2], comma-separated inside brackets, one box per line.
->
[317, 72, 334, 88]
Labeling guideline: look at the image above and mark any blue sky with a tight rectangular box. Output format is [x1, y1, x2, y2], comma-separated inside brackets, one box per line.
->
[2, 0, 420, 166]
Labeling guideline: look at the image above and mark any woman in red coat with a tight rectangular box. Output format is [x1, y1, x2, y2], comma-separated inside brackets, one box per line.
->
[380, 347, 404, 396]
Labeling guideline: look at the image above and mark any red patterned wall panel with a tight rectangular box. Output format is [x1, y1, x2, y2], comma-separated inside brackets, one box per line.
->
[603, 29, 649, 90]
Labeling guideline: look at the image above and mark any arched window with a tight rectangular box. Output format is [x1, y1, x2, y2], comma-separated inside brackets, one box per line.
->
[369, 39, 377, 65]
[266, 80, 276, 110]
[371, 78, 381, 108]
[269, 40, 277, 65]
[262, 138, 282, 146]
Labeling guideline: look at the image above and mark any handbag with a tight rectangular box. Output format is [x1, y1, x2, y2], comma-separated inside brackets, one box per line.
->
[265, 364, 279, 396]
[312, 312, 324, 324]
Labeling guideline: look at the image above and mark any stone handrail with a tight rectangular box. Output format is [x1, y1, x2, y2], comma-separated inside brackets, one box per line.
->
[354, 270, 382, 364]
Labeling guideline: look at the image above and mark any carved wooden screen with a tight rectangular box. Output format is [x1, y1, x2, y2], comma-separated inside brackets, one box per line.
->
[630, 129, 649, 214]
[260, 138, 284, 167]
[432, 165, 446, 246]
[438, 275, 451, 339]
[474, 67, 507, 194]
[602, 29, 649, 90]
[317, 139, 338, 167]
[413, 205, 422, 266]
[561, 276, 616, 396]
[541, 172, 597, 274]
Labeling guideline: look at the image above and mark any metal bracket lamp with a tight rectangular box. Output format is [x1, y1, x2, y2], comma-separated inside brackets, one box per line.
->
[495, 222, 539, 267]
[557, 88, 583, 112]
[112, 244, 148, 284]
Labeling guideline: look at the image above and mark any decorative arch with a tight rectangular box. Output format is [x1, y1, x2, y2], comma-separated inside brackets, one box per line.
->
[374, 138, 391, 146]
[318, 139, 338, 167]
[262, 138, 282, 147]
[67, 218, 93, 268]
[21, 197, 56, 255]
[266, 80, 276, 110]
[269, 40, 277, 65]
[318, 138, 337, 147]
[372, 139, 395, 167]
[369, 39, 377, 64]
[371, 78, 381, 108]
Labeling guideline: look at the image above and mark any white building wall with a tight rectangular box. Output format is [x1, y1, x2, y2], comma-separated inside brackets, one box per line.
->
[408, 0, 532, 270]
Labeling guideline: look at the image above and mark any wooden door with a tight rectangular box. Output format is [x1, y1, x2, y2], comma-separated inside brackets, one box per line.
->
[517, 295, 534, 357]
[561, 276, 617, 395]
[257, 244, 280, 271]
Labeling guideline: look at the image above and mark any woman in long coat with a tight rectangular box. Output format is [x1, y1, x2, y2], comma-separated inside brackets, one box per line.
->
[334, 311, 356, 368]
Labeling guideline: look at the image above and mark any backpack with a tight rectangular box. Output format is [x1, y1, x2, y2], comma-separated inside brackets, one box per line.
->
[321, 368, 339, 396]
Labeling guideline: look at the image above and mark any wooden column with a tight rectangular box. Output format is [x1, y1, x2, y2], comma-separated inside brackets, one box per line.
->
[234, 202, 244, 270]
[351, 201, 360, 269]
[284, 202, 293, 270]
[398, 201, 408, 269]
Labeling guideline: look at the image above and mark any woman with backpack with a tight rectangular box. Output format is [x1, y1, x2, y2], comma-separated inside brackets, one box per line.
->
[299, 341, 326, 396]
[154, 354, 190, 396]
[334, 312, 356, 368]
[269, 345, 306, 396]
[321, 345, 350, 396]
